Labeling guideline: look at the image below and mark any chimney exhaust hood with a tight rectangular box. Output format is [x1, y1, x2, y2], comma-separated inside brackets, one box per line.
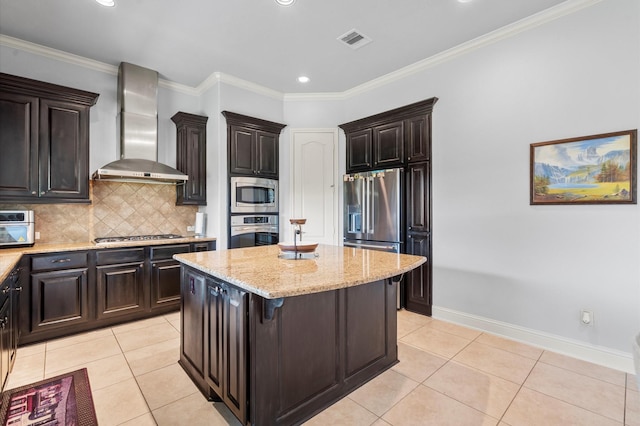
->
[92, 62, 188, 184]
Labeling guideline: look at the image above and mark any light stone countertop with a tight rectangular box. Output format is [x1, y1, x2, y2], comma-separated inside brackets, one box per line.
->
[174, 244, 426, 299]
[0, 236, 217, 282]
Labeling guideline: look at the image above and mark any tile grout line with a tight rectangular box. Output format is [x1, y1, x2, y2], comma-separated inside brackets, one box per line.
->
[111, 319, 162, 425]
[511, 350, 627, 424]
[495, 344, 544, 425]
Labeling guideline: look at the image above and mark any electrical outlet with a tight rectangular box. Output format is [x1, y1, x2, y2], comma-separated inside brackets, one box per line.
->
[187, 226, 195, 232]
[35, 231, 41, 240]
[581, 310, 593, 325]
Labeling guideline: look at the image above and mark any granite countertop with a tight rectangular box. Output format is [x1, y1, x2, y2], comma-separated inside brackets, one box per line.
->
[0, 236, 217, 282]
[174, 244, 426, 299]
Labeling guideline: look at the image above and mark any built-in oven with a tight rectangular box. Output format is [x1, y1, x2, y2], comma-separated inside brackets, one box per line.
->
[230, 176, 278, 214]
[229, 215, 279, 249]
[0, 210, 35, 248]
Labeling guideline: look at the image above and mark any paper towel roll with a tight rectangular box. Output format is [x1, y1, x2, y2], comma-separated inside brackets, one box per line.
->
[195, 212, 205, 236]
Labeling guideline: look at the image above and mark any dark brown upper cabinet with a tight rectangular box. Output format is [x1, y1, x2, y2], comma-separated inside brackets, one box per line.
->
[339, 98, 437, 173]
[405, 114, 431, 163]
[222, 111, 286, 179]
[346, 129, 373, 171]
[0, 73, 99, 203]
[172, 112, 208, 205]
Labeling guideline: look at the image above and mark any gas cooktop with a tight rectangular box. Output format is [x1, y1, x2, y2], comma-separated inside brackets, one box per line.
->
[94, 234, 183, 244]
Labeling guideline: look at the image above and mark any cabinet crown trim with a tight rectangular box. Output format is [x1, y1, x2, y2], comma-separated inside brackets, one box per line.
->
[339, 97, 438, 133]
[171, 112, 209, 126]
[0, 72, 99, 106]
[222, 111, 286, 134]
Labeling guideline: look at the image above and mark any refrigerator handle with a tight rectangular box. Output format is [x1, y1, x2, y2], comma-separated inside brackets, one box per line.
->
[364, 177, 369, 234]
[362, 177, 368, 235]
[368, 177, 374, 233]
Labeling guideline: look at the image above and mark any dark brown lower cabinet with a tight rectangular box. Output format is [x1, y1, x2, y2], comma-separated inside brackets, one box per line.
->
[150, 244, 190, 310]
[207, 280, 248, 423]
[30, 268, 90, 333]
[0, 264, 23, 392]
[0, 297, 10, 392]
[96, 249, 146, 320]
[179, 265, 397, 426]
[20, 241, 216, 346]
[180, 271, 249, 424]
[180, 268, 206, 384]
[405, 233, 432, 315]
[405, 161, 432, 315]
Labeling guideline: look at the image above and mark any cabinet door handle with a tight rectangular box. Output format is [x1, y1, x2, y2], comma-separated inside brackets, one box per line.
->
[52, 258, 71, 263]
[13, 287, 22, 292]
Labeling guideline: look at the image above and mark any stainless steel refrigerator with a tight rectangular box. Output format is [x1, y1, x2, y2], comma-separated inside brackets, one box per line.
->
[343, 168, 402, 253]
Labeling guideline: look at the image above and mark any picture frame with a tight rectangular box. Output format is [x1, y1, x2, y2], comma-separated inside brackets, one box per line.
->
[530, 129, 637, 205]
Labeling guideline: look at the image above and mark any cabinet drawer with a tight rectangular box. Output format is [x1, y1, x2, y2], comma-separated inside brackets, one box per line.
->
[192, 242, 215, 252]
[150, 244, 190, 261]
[31, 252, 88, 271]
[96, 248, 145, 266]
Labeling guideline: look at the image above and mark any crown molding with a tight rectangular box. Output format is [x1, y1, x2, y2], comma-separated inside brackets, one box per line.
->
[1, 0, 602, 101]
[0, 34, 117, 75]
[0, 34, 200, 96]
[341, 0, 603, 99]
[157, 79, 200, 96]
[205, 72, 284, 100]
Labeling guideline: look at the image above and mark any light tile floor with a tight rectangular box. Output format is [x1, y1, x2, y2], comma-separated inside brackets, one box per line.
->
[8, 310, 640, 425]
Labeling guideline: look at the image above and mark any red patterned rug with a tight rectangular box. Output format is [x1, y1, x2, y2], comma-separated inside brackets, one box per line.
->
[0, 368, 97, 426]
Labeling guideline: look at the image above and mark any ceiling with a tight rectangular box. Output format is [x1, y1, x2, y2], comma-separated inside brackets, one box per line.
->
[0, 0, 568, 94]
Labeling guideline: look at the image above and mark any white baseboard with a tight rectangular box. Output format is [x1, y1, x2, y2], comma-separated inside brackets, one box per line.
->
[432, 306, 635, 374]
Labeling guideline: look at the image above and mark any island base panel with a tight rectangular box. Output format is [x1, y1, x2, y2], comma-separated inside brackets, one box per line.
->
[251, 279, 398, 425]
[179, 264, 398, 426]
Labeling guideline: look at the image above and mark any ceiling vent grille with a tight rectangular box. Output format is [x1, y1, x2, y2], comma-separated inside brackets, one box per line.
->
[337, 29, 372, 50]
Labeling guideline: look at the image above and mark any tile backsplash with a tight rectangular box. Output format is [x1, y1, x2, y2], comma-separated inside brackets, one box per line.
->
[0, 181, 198, 244]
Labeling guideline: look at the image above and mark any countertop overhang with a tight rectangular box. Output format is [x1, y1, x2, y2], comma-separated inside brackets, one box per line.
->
[174, 244, 426, 299]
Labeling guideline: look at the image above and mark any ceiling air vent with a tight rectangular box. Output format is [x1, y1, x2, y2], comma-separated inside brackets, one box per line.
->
[337, 29, 372, 50]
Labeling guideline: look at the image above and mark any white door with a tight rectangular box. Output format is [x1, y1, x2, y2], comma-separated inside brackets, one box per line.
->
[291, 129, 339, 245]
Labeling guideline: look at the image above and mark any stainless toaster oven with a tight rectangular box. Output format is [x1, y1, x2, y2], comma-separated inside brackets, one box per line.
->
[0, 210, 35, 248]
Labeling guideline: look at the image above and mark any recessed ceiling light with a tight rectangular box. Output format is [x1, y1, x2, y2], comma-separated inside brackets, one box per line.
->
[297, 76, 310, 83]
[95, 0, 115, 6]
[275, 0, 295, 6]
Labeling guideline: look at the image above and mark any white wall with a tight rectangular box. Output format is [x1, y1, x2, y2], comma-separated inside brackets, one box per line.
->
[341, 0, 640, 361]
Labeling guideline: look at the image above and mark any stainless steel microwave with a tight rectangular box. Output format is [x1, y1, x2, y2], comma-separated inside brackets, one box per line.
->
[0, 210, 35, 248]
[230, 177, 278, 214]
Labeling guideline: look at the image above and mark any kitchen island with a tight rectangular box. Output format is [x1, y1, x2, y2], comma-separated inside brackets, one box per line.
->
[174, 244, 425, 426]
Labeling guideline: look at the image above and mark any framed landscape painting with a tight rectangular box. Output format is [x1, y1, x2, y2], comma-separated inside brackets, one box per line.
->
[530, 129, 637, 205]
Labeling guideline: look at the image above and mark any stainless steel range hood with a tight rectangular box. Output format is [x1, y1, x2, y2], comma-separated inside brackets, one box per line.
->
[92, 62, 188, 184]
